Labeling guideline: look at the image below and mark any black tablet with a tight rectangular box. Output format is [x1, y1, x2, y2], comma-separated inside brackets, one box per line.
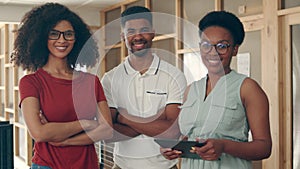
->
[154, 138, 205, 159]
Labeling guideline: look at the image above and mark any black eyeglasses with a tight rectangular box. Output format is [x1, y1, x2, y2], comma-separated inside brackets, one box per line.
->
[48, 30, 75, 41]
[199, 41, 231, 55]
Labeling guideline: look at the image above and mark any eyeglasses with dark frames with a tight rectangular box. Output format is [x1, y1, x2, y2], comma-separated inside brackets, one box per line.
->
[48, 30, 75, 41]
[199, 41, 231, 55]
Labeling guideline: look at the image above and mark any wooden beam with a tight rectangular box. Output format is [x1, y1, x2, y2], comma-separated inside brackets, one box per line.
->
[261, 0, 280, 168]
[215, 0, 222, 10]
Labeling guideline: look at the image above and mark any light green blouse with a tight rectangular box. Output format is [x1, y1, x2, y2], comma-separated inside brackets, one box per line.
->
[178, 70, 252, 169]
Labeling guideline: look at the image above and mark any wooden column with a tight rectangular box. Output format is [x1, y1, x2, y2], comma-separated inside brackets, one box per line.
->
[261, 0, 280, 168]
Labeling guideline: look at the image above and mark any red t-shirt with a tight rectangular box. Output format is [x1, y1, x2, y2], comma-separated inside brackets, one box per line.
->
[19, 69, 106, 169]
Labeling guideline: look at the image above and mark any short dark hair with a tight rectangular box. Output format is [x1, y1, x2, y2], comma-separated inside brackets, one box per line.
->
[11, 2, 99, 72]
[121, 6, 152, 27]
[198, 11, 245, 45]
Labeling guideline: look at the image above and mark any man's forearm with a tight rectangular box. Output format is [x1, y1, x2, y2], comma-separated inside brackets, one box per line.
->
[119, 117, 180, 139]
[105, 123, 140, 143]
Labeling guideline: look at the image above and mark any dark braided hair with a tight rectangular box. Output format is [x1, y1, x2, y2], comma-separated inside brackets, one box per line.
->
[11, 2, 99, 71]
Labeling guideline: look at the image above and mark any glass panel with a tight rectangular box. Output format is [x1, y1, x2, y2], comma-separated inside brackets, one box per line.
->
[183, 0, 214, 25]
[0, 27, 3, 109]
[152, 13, 176, 36]
[292, 24, 300, 169]
[183, 52, 207, 85]
[9, 112, 13, 124]
[1, 27, 4, 54]
[281, 0, 300, 9]
[223, 0, 262, 17]
[231, 30, 261, 83]
[19, 128, 26, 159]
[152, 38, 176, 66]
[105, 48, 121, 72]
[182, 20, 200, 49]
[105, 8, 122, 46]
[126, 0, 145, 8]
[18, 67, 26, 81]
[9, 24, 15, 53]
[151, 0, 176, 35]
[18, 106, 24, 124]
[8, 67, 13, 109]
[0, 59, 3, 85]
[183, 0, 214, 49]
[151, 0, 175, 15]
[17, 68, 25, 124]
[0, 92, 3, 117]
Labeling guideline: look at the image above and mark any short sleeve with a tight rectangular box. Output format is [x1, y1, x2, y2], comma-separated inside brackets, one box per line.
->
[101, 72, 116, 108]
[94, 76, 107, 102]
[19, 75, 40, 107]
[167, 70, 187, 105]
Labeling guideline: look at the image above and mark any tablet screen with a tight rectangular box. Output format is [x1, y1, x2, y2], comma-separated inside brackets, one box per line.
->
[154, 138, 205, 158]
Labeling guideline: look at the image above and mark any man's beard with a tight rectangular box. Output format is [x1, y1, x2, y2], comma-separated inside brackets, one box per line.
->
[130, 47, 151, 57]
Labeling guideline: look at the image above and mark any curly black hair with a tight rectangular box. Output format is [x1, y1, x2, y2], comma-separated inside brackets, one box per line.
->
[198, 11, 245, 45]
[11, 2, 99, 72]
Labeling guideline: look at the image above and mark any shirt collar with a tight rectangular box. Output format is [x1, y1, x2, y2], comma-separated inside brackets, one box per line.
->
[123, 53, 160, 75]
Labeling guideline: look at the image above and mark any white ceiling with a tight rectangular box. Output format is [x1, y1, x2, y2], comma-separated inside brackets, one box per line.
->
[0, 0, 124, 10]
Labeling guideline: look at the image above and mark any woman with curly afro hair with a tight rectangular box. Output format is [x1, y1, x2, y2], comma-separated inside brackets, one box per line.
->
[11, 3, 112, 169]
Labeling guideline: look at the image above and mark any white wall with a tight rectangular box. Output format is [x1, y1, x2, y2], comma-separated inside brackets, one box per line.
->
[70, 6, 101, 26]
[0, 5, 32, 23]
[0, 5, 101, 26]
